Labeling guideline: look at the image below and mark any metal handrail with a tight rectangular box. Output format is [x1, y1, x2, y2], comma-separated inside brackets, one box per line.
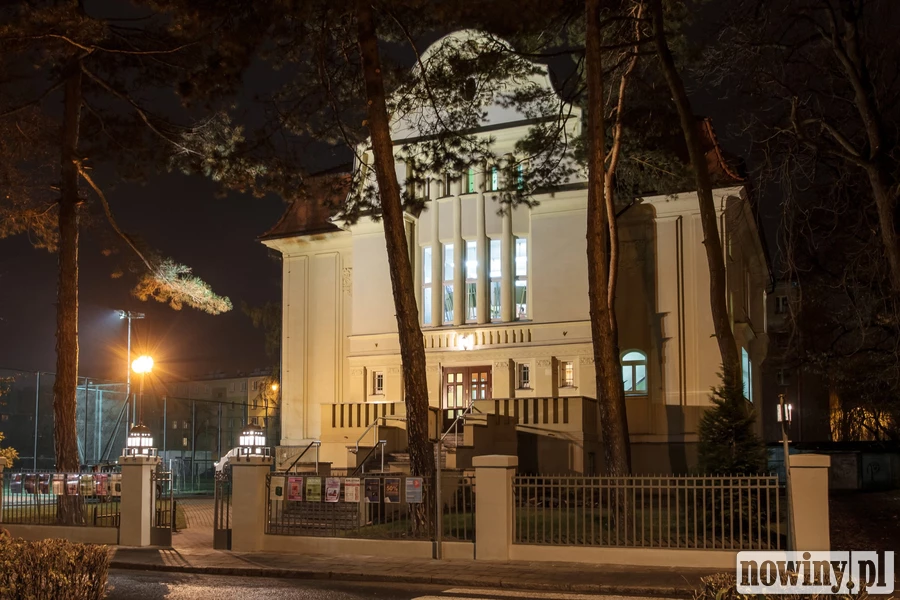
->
[284, 440, 321, 474]
[440, 399, 483, 442]
[353, 415, 405, 454]
[350, 440, 386, 476]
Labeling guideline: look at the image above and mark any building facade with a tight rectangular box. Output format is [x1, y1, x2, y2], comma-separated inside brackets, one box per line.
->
[262, 32, 770, 474]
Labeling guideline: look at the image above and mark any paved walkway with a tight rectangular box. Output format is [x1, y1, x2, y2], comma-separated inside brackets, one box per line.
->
[111, 541, 719, 597]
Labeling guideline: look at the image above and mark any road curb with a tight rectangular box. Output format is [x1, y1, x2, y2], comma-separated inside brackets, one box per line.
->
[109, 560, 694, 597]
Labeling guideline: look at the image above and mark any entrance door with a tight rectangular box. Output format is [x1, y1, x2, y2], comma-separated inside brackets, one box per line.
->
[442, 366, 492, 432]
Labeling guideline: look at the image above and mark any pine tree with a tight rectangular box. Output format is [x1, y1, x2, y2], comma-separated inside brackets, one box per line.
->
[697, 369, 766, 475]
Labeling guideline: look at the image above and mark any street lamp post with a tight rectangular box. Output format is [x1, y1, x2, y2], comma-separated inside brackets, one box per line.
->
[118, 310, 145, 423]
[778, 393, 796, 549]
[124, 355, 155, 457]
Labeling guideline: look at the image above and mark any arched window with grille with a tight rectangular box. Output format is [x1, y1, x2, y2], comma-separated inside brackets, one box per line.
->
[621, 350, 647, 395]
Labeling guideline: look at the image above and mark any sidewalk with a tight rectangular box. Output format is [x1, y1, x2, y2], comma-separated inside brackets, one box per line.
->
[110, 537, 719, 597]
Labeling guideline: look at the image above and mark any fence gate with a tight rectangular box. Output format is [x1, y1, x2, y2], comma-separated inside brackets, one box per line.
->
[213, 467, 232, 549]
[150, 469, 173, 546]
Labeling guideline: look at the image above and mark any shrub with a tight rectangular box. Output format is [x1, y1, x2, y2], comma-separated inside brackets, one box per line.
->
[0, 530, 108, 599]
[693, 573, 876, 600]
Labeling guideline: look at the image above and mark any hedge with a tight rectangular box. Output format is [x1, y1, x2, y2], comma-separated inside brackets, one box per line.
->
[0, 530, 108, 599]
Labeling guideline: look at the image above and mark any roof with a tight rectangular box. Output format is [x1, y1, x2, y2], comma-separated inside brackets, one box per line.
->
[259, 170, 351, 241]
[699, 118, 745, 184]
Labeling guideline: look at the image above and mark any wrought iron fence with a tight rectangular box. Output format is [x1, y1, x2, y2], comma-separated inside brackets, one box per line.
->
[513, 475, 782, 549]
[1, 472, 121, 527]
[266, 471, 475, 541]
[213, 467, 232, 549]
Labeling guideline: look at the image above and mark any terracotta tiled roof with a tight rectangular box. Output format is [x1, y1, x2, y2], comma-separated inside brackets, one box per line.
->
[259, 171, 351, 240]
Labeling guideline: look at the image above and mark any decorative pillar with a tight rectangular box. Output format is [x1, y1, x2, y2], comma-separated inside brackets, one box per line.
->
[501, 210, 514, 322]
[230, 455, 274, 552]
[788, 454, 831, 550]
[475, 169, 489, 324]
[118, 455, 160, 547]
[453, 189, 465, 327]
[473, 454, 517, 560]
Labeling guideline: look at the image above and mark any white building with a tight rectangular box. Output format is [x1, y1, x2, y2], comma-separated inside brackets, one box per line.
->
[261, 32, 770, 475]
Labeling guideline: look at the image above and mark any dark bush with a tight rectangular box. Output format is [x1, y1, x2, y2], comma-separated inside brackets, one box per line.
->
[0, 529, 108, 599]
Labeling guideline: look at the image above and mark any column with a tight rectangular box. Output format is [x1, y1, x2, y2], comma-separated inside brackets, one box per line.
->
[0, 457, 6, 520]
[453, 188, 465, 327]
[431, 185, 442, 327]
[788, 454, 830, 550]
[473, 454, 517, 560]
[230, 455, 274, 552]
[118, 455, 160, 547]
[476, 170, 489, 324]
[501, 210, 513, 322]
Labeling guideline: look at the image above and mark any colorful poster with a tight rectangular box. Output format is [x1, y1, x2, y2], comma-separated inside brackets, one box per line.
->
[344, 478, 361, 503]
[405, 477, 423, 503]
[287, 477, 303, 501]
[80, 475, 94, 496]
[110, 473, 122, 497]
[325, 477, 341, 503]
[364, 478, 380, 503]
[94, 474, 108, 496]
[51, 474, 64, 496]
[384, 477, 401, 503]
[270, 476, 285, 501]
[306, 477, 322, 502]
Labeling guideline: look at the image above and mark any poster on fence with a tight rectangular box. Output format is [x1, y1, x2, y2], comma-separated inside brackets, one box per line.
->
[364, 478, 380, 503]
[325, 477, 341, 503]
[384, 477, 401, 503]
[287, 477, 303, 501]
[405, 477, 423, 503]
[344, 478, 360, 502]
[270, 476, 285, 501]
[52, 474, 64, 495]
[94, 474, 108, 496]
[306, 477, 322, 502]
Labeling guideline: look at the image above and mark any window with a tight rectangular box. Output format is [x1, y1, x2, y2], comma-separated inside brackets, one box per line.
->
[622, 350, 647, 395]
[515, 237, 528, 319]
[465, 241, 477, 322]
[252, 380, 259, 391]
[443, 244, 454, 323]
[489, 239, 501, 320]
[422, 246, 433, 325]
[182, 420, 189, 430]
[229, 382, 235, 393]
[742, 348, 753, 401]
[488, 166, 499, 191]
[517, 363, 531, 389]
[172, 420, 178, 430]
[182, 437, 189, 448]
[775, 295, 789, 315]
[777, 368, 790, 387]
[516, 163, 525, 189]
[560, 361, 574, 387]
[373, 371, 384, 395]
[466, 168, 476, 194]
[240, 381, 247, 392]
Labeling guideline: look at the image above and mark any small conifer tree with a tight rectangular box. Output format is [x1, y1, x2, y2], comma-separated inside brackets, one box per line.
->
[698, 368, 767, 475]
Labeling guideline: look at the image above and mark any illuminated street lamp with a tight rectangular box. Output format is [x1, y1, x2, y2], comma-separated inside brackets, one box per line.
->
[123, 355, 156, 457]
[239, 423, 268, 457]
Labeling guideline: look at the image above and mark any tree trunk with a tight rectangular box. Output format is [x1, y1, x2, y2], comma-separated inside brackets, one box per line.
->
[54, 62, 84, 525]
[868, 165, 900, 295]
[356, 2, 435, 480]
[586, 0, 631, 476]
[650, 0, 740, 381]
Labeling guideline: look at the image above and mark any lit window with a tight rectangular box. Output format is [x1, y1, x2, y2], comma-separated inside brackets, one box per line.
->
[742, 348, 752, 401]
[443, 243, 454, 323]
[182, 437, 188, 448]
[518, 363, 531, 389]
[466, 168, 476, 194]
[422, 246, 433, 325]
[182, 420, 189, 430]
[373, 371, 384, 395]
[622, 350, 647, 395]
[172, 420, 178, 430]
[775, 295, 788, 315]
[560, 361, 574, 387]
[515, 237, 528, 320]
[489, 166, 499, 191]
[516, 163, 525, 189]
[465, 241, 477, 322]
[489, 239, 501, 320]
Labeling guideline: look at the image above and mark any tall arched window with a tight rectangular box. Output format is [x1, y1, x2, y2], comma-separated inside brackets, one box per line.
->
[621, 350, 647, 395]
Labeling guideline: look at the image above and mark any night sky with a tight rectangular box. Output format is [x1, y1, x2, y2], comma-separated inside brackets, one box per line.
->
[0, 172, 287, 383]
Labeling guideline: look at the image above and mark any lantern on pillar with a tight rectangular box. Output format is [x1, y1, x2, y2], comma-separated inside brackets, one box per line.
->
[123, 423, 156, 457]
[239, 423, 267, 456]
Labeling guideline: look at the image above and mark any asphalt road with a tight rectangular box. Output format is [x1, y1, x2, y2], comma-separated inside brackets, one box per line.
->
[107, 570, 650, 600]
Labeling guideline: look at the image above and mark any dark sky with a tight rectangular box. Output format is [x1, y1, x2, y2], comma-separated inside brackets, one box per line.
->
[0, 172, 287, 382]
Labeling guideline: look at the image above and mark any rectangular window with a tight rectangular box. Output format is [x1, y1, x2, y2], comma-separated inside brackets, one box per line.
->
[252, 380, 259, 391]
[775, 295, 788, 315]
[422, 246, 433, 325]
[489, 239, 501, 320]
[172, 420, 178, 430]
[490, 166, 499, 191]
[443, 244, 454, 323]
[742, 348, 752, 401]
[465, 241, 477, 322]
[560, 361, 574, 387]
[467, 168, 476, 194]
[515, 237, 528, 319]
[182, 420, 189, 430]
[777, 368, 789, 387]
[516, 163, 525, 189]
[518, 363, 531, 389]
[373, 371, 384, 395]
